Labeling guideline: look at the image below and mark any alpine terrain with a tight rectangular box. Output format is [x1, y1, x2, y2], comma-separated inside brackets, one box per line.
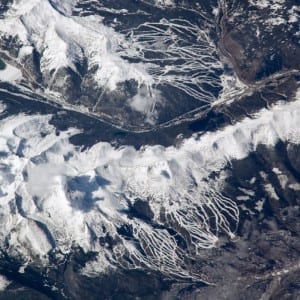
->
[0, 0, 299, 299]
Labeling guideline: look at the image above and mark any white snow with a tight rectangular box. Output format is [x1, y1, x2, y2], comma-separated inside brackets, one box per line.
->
[272, 167, 282, 175]
[288, 183, 300, 191]
[0, 0, 299, 279]
[141, 0, 175, 8]
[266, 17, 286, 26]
[0, 88, 299, 279]
[238, 188, 255, 197]
[264, 184, 280, 200]
[255, 198, 265, 212]
[212, 7, 219, 17]
[0, 275, 10, 291]
[288, 6, 299, 23]
[49, 0, 77, 15]
[0, 101, 7, 114]
[0, 63, 22, 82]
[154, 0, 175, 7]
[236, 195, 250, 201]
[0, 0, 154, 94]
[0, 0, 231, 122]
[249, 0, 285, 10]
[14, 219, 53, 257]
[248, 0, 268, 9]
[278, 174, 289, 189]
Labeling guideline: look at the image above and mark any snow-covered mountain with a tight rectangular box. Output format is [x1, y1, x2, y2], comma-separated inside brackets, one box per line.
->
[0, 0, 246, 130]
[0, 0, 299, 299]
[0, 0, 151, 100]
[0, 88, 299, 282]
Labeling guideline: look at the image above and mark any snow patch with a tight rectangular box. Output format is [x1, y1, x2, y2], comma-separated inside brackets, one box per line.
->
[0, 0, 155, 94]
[288, 6, 300, 23]
[0, 101, 7, 114]
[266, 17, 286, 26]
[236, 195, 250, 201]
[289, 183, 300, 191]
[154, 0, 175, 7]
[0, 62, 22, 82]
[0, 275, 10, 291]
[255, 198, 265, 212]
[249, 0, 285, 10]
[264, 184, 280, 200]
[0, 0, 228, 120]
